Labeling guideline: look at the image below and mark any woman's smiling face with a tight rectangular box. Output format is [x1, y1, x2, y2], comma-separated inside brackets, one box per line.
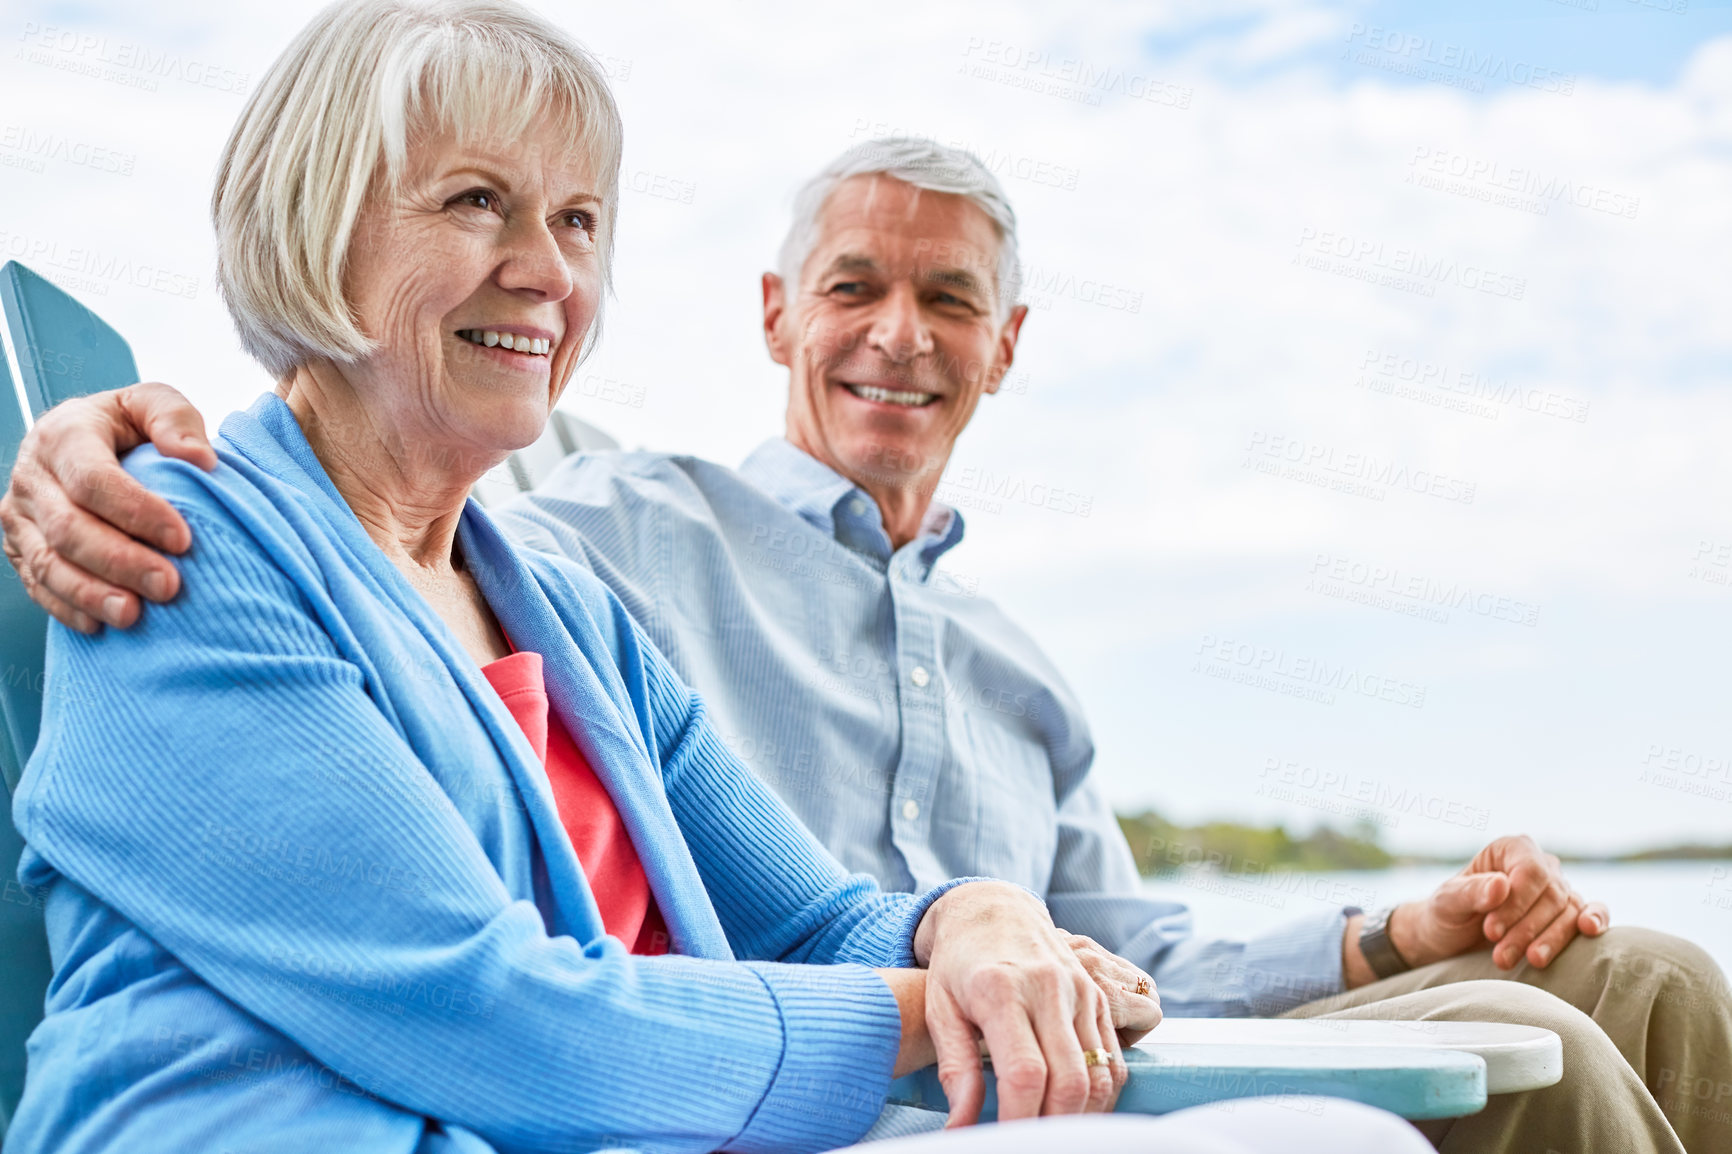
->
[338, 125, 605, 470]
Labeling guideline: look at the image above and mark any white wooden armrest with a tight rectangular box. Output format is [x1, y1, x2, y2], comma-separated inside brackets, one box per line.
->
[1141, 1018, 1562, 1096]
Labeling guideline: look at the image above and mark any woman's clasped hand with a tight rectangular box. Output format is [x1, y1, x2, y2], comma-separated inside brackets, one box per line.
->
[886, 883, 1163, 1122]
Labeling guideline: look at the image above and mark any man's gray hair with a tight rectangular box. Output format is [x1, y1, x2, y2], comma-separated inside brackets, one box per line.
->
[777, 138, 1021, 317]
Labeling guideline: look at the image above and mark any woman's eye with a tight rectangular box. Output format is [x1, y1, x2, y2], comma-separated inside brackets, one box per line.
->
[560, 210, 595, 232]
[456, 189, 497, 212]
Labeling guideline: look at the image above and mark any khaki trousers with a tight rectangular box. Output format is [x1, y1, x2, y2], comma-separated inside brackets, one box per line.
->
[1282, 927, 1731, 1154]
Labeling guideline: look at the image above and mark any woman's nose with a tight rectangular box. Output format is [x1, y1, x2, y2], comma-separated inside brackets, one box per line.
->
[497, 220, 575, 301]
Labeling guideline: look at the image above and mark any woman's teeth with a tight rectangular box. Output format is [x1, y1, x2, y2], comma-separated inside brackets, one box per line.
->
[458, 329, 551, 355]
[845, 383, 937, 407]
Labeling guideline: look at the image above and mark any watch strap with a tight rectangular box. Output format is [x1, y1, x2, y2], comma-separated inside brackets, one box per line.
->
[1358, 906, 1412, 980]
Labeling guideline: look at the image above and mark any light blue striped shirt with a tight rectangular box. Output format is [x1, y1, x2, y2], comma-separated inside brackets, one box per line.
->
[496, 437, 1353, 1017]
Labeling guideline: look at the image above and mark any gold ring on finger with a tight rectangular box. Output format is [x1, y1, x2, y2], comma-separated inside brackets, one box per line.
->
[1134, 976, 1151, 997]
[1082, 1048, 1113, 1068]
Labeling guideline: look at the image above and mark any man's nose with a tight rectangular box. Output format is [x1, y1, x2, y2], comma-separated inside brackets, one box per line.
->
[866, 285, 934, 363]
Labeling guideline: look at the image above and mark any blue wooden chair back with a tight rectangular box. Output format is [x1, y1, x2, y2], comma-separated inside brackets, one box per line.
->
[0, 261, 140, 1136]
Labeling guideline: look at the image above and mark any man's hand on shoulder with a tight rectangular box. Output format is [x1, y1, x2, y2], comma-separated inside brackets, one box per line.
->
[1378, 834, 1610, 977]
[0, 382, 214, 632]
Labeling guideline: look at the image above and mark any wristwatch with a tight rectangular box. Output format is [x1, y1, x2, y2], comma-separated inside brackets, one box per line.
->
[1358, 906, 1412, 980]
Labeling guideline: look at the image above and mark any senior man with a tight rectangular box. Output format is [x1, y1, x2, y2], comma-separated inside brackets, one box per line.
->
[4, 139, 1728, 1153]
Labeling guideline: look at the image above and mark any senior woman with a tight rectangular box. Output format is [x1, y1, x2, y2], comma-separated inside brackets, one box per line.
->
[4, 3, 1433, 1152]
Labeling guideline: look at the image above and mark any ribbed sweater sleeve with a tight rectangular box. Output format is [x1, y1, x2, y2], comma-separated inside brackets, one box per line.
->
[14, 464, 899, 1154]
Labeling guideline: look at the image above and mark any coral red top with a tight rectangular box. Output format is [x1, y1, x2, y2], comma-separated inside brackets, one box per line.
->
[480, 650, 668, 955]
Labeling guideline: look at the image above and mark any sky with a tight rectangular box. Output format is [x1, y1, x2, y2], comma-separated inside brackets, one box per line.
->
[2, 0, 1730, 857]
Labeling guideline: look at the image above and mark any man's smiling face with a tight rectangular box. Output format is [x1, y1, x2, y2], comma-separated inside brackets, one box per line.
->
[765, 174, 1025, 509]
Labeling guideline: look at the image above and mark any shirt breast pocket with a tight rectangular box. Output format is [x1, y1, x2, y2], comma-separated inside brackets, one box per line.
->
[957, 710, 1059, 893]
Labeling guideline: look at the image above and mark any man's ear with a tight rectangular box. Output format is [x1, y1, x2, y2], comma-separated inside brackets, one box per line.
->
[983, 304, 1030, 395]
[762, 272, 792, 368]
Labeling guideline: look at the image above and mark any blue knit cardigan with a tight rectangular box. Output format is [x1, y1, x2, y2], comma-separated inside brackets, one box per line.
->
[9, 394, 961, 1154]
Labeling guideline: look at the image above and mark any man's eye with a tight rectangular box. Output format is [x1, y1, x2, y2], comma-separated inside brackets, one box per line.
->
[830, 281, 866, 295]
[932, 290, 981, 313]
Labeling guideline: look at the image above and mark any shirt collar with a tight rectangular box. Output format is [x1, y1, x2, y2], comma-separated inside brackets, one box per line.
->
[739, 438, 966, 575]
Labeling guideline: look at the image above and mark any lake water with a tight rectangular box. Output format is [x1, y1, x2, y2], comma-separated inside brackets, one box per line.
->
[1144, 861, 1732, 980]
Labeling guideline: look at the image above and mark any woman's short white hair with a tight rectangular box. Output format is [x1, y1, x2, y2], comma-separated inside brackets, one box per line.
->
[212, 0, 623, 378]
[777, 138, 1022, 318]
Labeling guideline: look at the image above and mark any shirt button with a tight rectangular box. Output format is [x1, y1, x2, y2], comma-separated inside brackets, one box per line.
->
[848, 497, 868, 516]
[902, 799, 920, 820]
[910, 666, 930, 688]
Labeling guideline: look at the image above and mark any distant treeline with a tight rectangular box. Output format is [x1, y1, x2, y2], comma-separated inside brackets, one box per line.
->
[1115, 810, 1393, 876]
[1114, 810, 1732, 876]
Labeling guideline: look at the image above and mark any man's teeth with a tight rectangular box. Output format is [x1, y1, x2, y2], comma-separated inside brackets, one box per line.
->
[458, 329, 551, 355]
[845, 384, 937, 407]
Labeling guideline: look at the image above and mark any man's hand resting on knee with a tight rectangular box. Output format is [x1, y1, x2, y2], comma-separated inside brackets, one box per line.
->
[1343, 834, 1612, 987]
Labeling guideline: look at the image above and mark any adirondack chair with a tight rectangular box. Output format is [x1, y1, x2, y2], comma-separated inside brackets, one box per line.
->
[0, 261, 1562, 1139]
